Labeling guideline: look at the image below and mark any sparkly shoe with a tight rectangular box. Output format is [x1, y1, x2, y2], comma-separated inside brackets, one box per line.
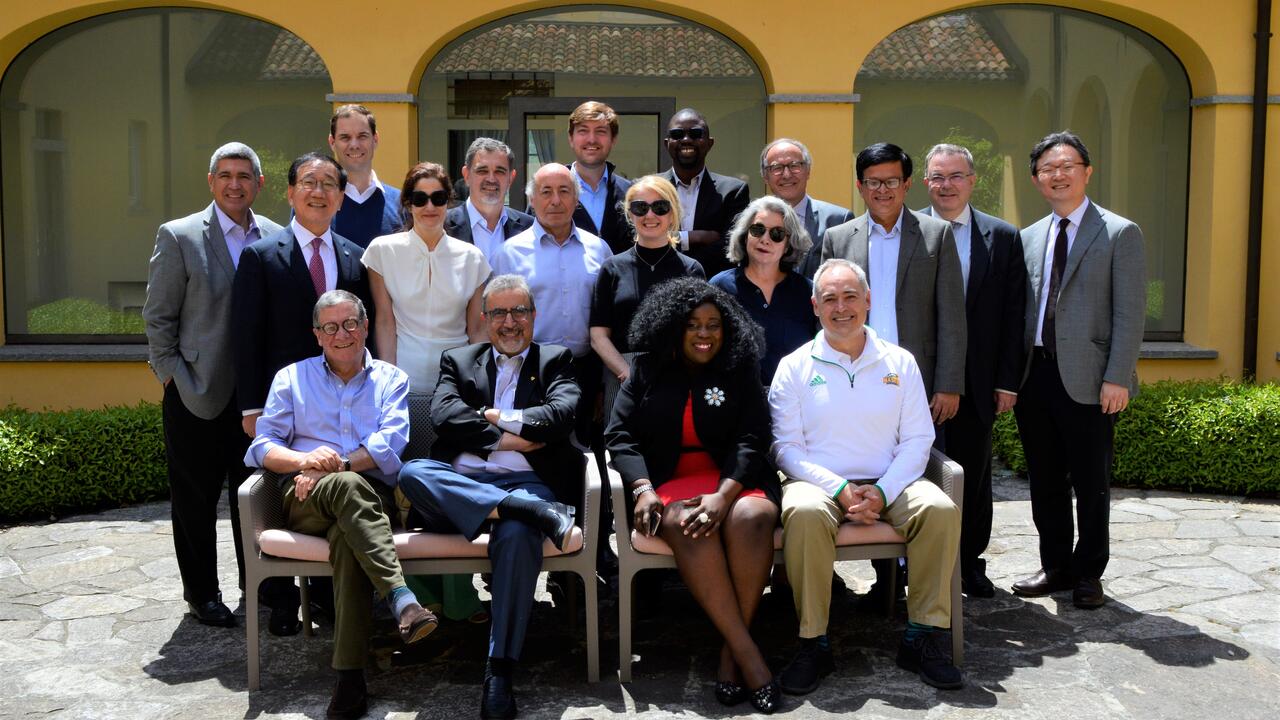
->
[714, 680, 747, 706]
[749, 679, 782, 714]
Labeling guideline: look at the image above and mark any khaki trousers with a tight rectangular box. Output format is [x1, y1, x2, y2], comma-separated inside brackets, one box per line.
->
[281, 471, 405, 670]
[781, 478, 959, 637]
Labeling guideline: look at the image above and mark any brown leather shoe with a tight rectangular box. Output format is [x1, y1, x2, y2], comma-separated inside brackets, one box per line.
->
[397, 604, 439, 644]
[1072, 577, 1106, 609]
[1011, 569, 1074, 597]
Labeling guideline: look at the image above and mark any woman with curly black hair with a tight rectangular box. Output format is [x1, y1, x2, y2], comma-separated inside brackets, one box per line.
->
[605, 277, 782, 713]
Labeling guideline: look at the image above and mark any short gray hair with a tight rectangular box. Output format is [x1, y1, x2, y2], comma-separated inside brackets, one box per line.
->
[760, 138, 812, 176]
[465, 137, 516, 170]
[482, 274, 535, 311]
[726, 196, 812, 268]
[209, 141, 262, 178]
[924, 143, 975, 173]
[312, 289, 366, 326]
[525, 164, 580, 204]
[812, 258, 868, 298]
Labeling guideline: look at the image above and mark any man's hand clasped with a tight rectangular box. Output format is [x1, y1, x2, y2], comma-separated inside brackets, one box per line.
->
[838, 483, 885, 525]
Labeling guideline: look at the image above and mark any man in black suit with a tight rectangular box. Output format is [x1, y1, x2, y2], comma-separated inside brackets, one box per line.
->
[661, 108, 749, 276]
[922, 143, 1027, 598]
[568, 100, 633, 254]
[445, 137, 533, 262]
[398, 273, 583, 720]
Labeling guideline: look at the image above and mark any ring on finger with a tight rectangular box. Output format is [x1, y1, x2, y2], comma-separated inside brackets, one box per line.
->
[697, 512, 711, 524]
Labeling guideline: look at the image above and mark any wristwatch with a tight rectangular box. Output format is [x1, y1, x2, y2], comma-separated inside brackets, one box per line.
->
[341, 457, 351, 472]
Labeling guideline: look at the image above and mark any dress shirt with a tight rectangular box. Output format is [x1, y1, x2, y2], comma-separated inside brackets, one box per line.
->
[795, 196, 812, 231]
[768, 326, 934, 505]
[453, 347, 533, 475]
[465, 197, 511, 261]
[1034, 198, 1091, 346]
[343, 169, 383, 204]
[572, 162, 609, 232]
[674, 169, 705, 249]
[246, 349, 410, 486]
[291, 218, 337, 292]
[213, 204, 262, 269]
[866, 209, 904, 345]
[949, 205, 974, 296]
[490, 221, 610, 357]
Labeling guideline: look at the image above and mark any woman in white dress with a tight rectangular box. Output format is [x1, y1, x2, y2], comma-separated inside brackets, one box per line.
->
[363, 162, 490, 392]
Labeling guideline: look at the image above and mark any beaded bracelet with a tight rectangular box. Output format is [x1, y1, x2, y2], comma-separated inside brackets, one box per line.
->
[631, 484, 655, 499]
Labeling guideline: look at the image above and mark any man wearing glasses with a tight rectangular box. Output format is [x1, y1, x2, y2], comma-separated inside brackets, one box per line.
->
[919, 143, 1028, 599]
[759, 138, 854, 278]
[398, 274, 584, 720]
[660, 107, 749, 276]
[816, 142, 966, 607]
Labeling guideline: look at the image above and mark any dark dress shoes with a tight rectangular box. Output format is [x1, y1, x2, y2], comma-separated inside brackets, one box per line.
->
[326, 672, 368, 720]
[1073, 577, 1107, 609]
[268, 605, 303, 636]
[480, 673, 517, 719]
[896, 630, 963, 690]
[779, 639, 834, 695]
[187, 599, 235, 628]
[1011, 569, 1074, 598]
[962, 570, 996, 598]
[537, 501, 576, 552]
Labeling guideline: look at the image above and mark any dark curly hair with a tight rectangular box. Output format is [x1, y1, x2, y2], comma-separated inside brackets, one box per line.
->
[626, 277, 764, 373]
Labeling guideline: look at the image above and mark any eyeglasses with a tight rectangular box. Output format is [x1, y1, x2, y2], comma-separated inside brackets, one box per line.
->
[1035, 162, 1082, 179]
[297, 177, 341, 193]
[667, 127, 706, 141]
[485, 305, 532, 322]
[860, 177, 904, 191]
[764, 162, 808, 176]
[314, 318, 361, 335]
[628, 199, 673, 217]
[925, 172, 973, 185]
[747, 224, 789, 243]
[409, 189, 450, 207]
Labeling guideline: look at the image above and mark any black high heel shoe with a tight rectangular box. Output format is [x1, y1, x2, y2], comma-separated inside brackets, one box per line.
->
[714, 680, 747, 706]
[749, 679, 782, 714]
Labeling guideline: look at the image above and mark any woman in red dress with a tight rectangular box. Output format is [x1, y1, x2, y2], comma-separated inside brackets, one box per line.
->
[606, 277, 781, 713]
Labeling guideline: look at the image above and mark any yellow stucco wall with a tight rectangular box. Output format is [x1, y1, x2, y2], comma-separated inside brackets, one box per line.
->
[0, 0, 1275, 409]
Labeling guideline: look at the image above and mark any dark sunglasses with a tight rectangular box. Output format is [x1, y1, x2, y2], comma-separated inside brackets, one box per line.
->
[408, 189, 450, 207]
[628, 199, 673, 217]
[748, 223, 789, 243]
[667, 127, 706, 141]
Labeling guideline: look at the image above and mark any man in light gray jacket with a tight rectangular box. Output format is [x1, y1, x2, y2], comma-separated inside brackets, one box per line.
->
[143, 142, 285, 629]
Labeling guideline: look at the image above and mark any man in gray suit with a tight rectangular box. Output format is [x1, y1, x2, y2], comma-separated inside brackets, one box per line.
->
[143, 142, 283, 628]
[760, 138, 854, 278]
[1011, 131, 1145, 609]
[818, 142, 966, 603]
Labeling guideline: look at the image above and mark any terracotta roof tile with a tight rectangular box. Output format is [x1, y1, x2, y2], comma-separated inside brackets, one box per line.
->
[860, 14, 1015, 82]
[185, 16, 328, 83]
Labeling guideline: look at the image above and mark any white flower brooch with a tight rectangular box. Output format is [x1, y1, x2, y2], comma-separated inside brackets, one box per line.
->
[704, 387, 726, 407]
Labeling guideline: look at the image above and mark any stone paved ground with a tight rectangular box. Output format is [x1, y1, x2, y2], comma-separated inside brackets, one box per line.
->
[1, 471, 1278, 719]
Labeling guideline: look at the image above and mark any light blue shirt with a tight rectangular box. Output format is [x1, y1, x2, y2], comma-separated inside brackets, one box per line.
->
[950, 205, 973, 298]
[465, 197, 510, 262]
[572, 163, 609, 232]
[866, 208, 904, 346]
[245, 350, 410, 486]
[490, 220, 610, 357]
[212, 204, 262, 270]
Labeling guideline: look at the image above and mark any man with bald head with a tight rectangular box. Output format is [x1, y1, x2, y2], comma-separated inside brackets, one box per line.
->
[491, 163, 611, 445]
[661, 107, 749, 276]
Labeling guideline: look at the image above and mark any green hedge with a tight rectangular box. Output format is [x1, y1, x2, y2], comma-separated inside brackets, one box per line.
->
[26, 298, 146, 334]
[0, 403, 166, 521]
[993, 379, 1280, 495]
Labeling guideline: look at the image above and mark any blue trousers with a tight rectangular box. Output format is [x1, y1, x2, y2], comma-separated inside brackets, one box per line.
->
[398, 459, 550, 660]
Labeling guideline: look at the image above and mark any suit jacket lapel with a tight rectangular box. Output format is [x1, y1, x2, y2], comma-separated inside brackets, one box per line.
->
[803, 196, 819, 241]
[476, 350, 496, 406]
[283, 230, 317, 299]
[1023, 217, 1051, 308]
[693, 170, 719, 227]
[850, 215, 870, 277]
[895, 211, 920, 296]
[204, 204, 237, 280]
[333, 235, 359, 289]
[452, 207, 473, 243]
[1061, 202, 1104, 289]
[967, 209, 992, 309]
[513, 345, 541, 410]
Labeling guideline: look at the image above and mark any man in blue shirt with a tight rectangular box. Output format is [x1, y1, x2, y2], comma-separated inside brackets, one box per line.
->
[328, 104, 402, 248]
[568, 101, 633, 254]
[246, 289, 437, 719]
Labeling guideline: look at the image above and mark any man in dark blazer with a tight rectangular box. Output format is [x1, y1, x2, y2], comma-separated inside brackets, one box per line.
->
[759, 138, 855, 279]
[568, 101, 634, 254]
[143, 142, 283, 629]
[922, 143, 1027, 598]
[661, 108, 749, 276]
[398, 274, 583, 720]
[445, 137, 533, 261]
[1012, 132, 1145, 610]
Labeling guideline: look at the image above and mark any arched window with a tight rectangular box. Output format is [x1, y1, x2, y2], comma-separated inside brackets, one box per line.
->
[1, 9, 333, 341]
[417, 7, 765, 209]
[855, 6, 1190, 338]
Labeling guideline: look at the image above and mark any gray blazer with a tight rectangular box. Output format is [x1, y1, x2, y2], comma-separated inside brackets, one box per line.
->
[819, 209, 967, 396]
[1020, 201, 1145, 404]
[143, 203, 282, 419]
[797, 196, 856, 279]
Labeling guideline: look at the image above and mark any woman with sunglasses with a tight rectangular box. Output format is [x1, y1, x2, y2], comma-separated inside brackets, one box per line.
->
[590, 175, 704, 412]
[709, 196, 816, 383]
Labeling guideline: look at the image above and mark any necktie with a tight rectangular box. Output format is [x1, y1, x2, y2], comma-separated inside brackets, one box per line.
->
[1042, 217, 1070, 355]
[308, 238, 326, 299]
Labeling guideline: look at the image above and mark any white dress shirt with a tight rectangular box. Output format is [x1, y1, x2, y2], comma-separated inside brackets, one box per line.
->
[291, 218, 337, 292]
[866, 208, 904, 346]
[344, 169, 383, 204]
[674, 169, 705, 249]
[1034, 198, 1091, 346]
[453, 347, 534, 475]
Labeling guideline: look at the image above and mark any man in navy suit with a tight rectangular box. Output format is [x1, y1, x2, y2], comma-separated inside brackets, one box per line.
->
[328, 104, 402, 248]
[760, 138, 855, 278]
[568, 101, 633, 254]
[445, 137, 533, 262]
[661, 108, 749, 276]
[922, 143, 1027, 598]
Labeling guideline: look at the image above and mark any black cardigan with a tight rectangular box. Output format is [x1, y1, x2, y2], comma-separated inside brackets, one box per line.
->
[604, 352, 780, 506]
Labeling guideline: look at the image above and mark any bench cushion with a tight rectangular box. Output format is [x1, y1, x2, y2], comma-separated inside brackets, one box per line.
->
[630, 521, 904, 556]
[260, 526, 585, 562]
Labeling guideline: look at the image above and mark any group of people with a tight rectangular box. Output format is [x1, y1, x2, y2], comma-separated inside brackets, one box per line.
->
[143, 97, 1145, 719]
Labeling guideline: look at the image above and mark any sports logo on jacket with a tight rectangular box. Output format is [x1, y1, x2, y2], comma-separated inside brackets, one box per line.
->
[882, 373, 900, 387]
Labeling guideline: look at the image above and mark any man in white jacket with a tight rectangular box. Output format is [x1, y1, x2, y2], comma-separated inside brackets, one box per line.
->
[769, 258, 961, 693]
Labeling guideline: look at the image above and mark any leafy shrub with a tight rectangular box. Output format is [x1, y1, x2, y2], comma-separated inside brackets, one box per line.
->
[26, 298, 145, 334]
[0, 403, 166, 521]
[993, 379, 1280, 495]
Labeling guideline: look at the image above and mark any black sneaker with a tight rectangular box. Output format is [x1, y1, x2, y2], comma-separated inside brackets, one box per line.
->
[779, 639, 834, 695]
[896, 629, 963, 690]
